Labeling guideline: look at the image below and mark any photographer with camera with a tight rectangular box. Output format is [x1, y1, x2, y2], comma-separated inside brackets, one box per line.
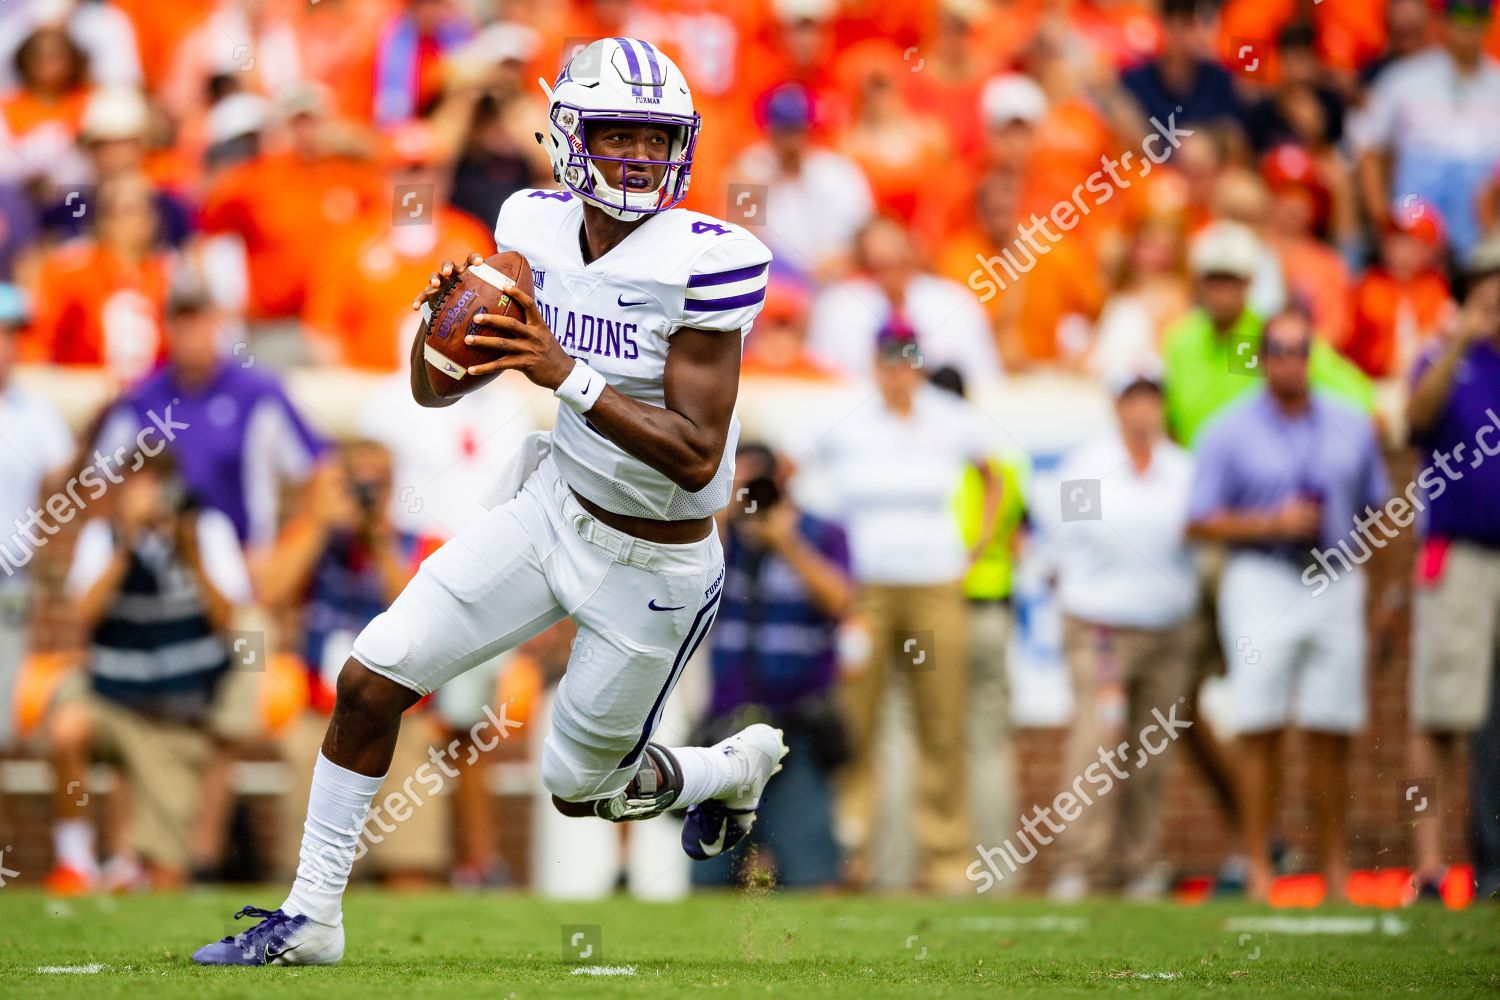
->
[257, 439, 452, 887]
[692, 443, 854, 890]
[47, 450, 251, 892]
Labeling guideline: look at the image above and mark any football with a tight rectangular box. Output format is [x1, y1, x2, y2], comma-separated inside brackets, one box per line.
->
[421, 249, 534, 399]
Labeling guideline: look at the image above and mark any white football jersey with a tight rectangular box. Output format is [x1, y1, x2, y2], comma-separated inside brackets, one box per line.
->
[493, 188, 772, 520]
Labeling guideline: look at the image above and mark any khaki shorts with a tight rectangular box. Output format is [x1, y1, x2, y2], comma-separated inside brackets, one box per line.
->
[55, 674, 213, 873]
[1412, 542, 1500, 732]
[278, 709, 452, 878]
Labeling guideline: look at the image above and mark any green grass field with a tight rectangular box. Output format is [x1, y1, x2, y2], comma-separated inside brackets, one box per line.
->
[0, 889, 1496, 998]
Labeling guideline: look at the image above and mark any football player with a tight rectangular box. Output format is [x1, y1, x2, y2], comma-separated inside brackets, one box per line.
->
[193, 38, 782, 966]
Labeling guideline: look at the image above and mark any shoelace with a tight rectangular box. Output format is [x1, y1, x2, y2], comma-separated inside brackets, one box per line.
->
[218, 906, 290, 945]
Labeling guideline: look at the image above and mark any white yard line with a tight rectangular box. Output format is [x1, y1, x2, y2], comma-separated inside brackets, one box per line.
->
[1224, 915, 1408, 936]
[571, 965, 638, 977]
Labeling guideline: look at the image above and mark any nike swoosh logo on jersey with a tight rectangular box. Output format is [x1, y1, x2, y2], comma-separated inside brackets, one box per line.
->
[647, 599, 686, 611]
[617, 294, 649, 307]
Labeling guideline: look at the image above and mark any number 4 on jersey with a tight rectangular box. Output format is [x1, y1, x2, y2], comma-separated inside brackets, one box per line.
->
[691, 221, 730, 236]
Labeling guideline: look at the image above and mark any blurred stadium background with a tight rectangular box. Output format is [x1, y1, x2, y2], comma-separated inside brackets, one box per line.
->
[0, 0, 1497, 921]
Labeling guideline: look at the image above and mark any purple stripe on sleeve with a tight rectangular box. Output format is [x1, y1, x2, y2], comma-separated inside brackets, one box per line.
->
[612, 37, 643, 97]
[686, 261, 769, 288]
[683, 287, 768, 311]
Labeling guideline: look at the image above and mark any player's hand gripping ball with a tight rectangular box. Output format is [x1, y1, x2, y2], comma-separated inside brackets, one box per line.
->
[419, 250, 534, 399]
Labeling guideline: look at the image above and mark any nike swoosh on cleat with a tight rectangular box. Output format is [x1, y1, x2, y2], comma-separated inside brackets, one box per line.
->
[647, 599, 686, 611]
[617, 294, 648, 307]
[698, 824, 728, 856]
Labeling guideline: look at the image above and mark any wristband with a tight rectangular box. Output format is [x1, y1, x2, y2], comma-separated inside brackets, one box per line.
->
[554, 361, 606, 414]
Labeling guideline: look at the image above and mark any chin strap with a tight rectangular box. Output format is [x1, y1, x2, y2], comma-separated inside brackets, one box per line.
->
[591, 744, 683, 822]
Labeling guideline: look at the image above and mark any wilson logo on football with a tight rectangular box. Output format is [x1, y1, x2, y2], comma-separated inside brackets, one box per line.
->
[434, 290, 478, 340]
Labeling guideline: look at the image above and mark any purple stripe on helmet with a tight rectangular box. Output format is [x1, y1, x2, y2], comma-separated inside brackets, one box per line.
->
[683, 288, 768, 312]
[638, 39, 664, 92]
[612, 37, 643, 97]
[687, 261, 769, 288]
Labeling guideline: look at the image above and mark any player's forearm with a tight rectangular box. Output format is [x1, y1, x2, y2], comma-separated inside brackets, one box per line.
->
[973, 463, 1003, 556]
[367, 532, 416, 604]
[1356, 152, 1389, 228]
[74, 549, 132, 631]
[1407, 340, 1465, 435]
[1187, 512, 1279, 546]
[186, 561, 236, 633]
[253, 515, 328, 609]
[775, 535, 854, 619]
[584, 387, 727, 493]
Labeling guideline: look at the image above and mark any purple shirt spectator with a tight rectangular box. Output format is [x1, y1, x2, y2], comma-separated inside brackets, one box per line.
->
[1411, 339, 1500, 547]
[1189, 391, 1390, 554]
[0, 184, 39, 282]
[95, 360, 325, 546]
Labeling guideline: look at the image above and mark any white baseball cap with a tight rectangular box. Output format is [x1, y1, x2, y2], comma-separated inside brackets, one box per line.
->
[206, 92, 270, 145]
[980, 73, 1048, 126]
[1189, 221, 1262, 281]
[81, 86, 150, 143]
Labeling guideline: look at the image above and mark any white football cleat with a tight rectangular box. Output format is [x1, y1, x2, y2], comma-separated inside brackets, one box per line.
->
[681, 724, 788, 860]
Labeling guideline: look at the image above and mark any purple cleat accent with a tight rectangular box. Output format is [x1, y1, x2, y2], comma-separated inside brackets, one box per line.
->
[681, 800, 758, 861]
[191, 906, 321, 966]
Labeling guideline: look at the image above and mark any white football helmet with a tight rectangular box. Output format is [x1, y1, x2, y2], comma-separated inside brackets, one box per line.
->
[538, 38, 700, 221]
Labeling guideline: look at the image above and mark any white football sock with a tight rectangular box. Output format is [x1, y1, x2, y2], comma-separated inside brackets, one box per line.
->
[669, 745, 741, 807]
[281, 753, 384, 926]
[53, 819, 97, 874]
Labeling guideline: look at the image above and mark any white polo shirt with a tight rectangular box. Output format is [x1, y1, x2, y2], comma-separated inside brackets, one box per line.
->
[807, 385, 987, 586]
[731, 143, 874, 276]
[1036, 432, 1198, 629]
[0, 382, 74, 584]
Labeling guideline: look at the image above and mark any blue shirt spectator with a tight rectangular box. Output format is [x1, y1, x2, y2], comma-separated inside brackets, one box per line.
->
[710, 509, 851, 718]
[1121, 0, 1245, 136]
[1189, 391, 1389, 557]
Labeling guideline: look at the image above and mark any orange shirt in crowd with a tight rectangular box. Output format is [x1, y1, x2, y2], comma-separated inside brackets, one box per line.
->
[1218, 0, 1386, 78]
[112, 0, 207, 93]
[938, 226, 1103, 368]
[1276, 237, 1352, 347]
[24, 242, 171, 377]
[201, 151, 387, 321]
[1343, 268, 1452, 379]
[0, 87, 87, 142]
[295, 0, 396, 124]
[303, 207, 497, 372]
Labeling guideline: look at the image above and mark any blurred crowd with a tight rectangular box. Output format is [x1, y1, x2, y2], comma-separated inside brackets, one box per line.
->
[1, 0, 1499, 906]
